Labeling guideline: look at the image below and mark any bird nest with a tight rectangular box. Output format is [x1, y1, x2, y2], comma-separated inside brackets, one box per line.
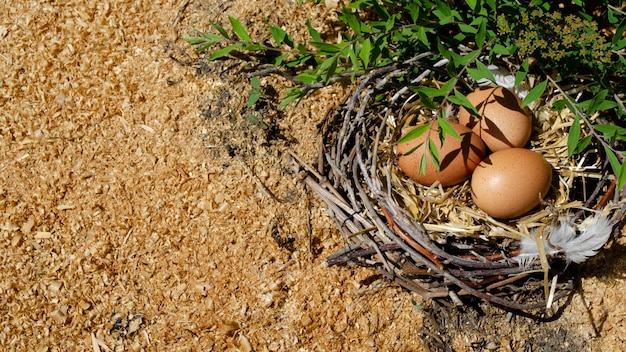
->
[290, 54, 626, 313]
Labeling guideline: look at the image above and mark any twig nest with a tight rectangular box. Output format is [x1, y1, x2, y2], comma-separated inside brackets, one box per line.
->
[396, 121, 486, 186]
[471, 148, 552, 219]
[293, 55, 626, 312]
[458, 86, 532, 152]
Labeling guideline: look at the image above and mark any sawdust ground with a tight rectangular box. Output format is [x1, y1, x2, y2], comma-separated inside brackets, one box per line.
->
[0, 0, 624, 351]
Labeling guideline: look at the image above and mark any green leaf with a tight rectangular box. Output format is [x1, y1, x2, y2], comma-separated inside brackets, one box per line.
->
[242, 43, 265, 51]
[551, 97, 577, 113]
[269, 25, 287, 45]
[514, 59, 529, 87]
[340, 10, 362, 35]
[274, 53, 289, 66]
[521, 80, 548, 108]
[247, 92, 261, 107]
[285, 53, 313, 67]
[551, 99, 567, 111]
[567, 115, 582, 157]
[416, 92, 437, 110]
[372, 0, 390, 22]
[491, 44, 512, 55]
[455, 49, 481, 67]
[465, 0, 478, 11]
[416, 26, 430, 48]
[594, 124, 626, 141]
[317, 56, 338, 83]
[419, 152, 428, 176]
[476, 18, 487, 48]
[573, 135, 592, 155]
[210, 21, 230, 39]
[579, 90, 618, 116]
[428, 137, 440, 171]
[407, 3, 420, 23]
[201, 31, 223, 42]
[310, 41, 344, 54]
[279, 87, 305, 109]
[467, 60, 496, 83]
[437, 42, 453, 62]
[609, 6, 622, 25]
[412, 78, 455, 98]
[347, 46, 360, 72]
[437, 116, 461, 141]
[604, 146, 623, 184]
[182, 36, 208, 45]
[439, 79, 456, 96]
[433, 1, 454, 24]
[448, 89, 480, 118]
[614, 39, 626, 51]
[410, 298, 424, 310]
[612, 19, 626, 48]
[398, 123, 431, 144]
[251, 76, 260, 90]
[294, 72, 319, 84]
[247, 114, 268, 130]
[619, 160, 626, 191]
[196, 42, 217, 53]
[359, 38, 372, 69]
[208, 43, 242, 60]
[458, 23, 477, 34]
[228, 16, 251, 42]
[248, 76, 263, 107]
[306, 20, 322, 42]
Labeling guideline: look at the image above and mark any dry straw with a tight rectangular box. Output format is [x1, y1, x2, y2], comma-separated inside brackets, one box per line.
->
[291, 53, 626, 313]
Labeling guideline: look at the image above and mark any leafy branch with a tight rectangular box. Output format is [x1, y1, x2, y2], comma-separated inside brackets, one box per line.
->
[182, 0, 626, 189]
[547, 73, 626, 189]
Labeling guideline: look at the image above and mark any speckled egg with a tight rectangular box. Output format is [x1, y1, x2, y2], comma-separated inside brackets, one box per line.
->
[458, 86, 532, 152]
[471, 148, 552, 219]
[396, 121, 486, 187]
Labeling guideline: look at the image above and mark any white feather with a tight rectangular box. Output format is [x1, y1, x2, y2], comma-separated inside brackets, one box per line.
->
[560, 215, 612, 264]
[514, 215, 613, 265]
[515, 233, 541, 267]
[475, 64, 530, 98]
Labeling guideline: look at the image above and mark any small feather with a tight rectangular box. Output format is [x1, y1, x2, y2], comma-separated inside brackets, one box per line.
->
[515, 228, 559, 267]
[515, 215, 612, 265]
[515, 233, 540, 267]
[559, 215, 612, 264]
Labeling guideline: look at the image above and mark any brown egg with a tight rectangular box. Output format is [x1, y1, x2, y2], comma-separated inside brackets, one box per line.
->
[396, 121, 486, 186]
[458, 86, 532, 152]
[471, 148, 552, 219]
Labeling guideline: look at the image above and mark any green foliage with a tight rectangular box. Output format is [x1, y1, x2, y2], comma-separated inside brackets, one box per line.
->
[410, 298, 424, 310]
[500, 9, 612, 71]
[247, 114, 269, 130]
[183, 0, 626, 189]
[247, 77, 263, 108]
[521, 80, 548, 108]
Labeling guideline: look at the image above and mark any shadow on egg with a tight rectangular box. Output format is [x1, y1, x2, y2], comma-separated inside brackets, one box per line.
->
[440, 131, 486, 172]
[481, 117, 516, 149]
[460, 86, 531, 152]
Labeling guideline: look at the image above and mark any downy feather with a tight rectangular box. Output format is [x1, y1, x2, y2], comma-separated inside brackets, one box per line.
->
[515, 215, 613, 265]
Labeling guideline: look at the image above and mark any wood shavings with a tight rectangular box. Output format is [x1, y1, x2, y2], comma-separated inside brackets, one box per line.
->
[0, 0, 624, 350]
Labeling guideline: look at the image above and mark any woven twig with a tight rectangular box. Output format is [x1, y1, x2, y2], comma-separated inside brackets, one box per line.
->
[290, 53, 626, 313]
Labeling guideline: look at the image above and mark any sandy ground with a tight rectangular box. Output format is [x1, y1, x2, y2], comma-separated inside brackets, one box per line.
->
[1, 0, 625, 351]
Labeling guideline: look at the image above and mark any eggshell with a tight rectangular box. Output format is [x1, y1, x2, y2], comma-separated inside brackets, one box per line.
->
[396, 121, 486, 187]
[458, 86, 532, 152]
[471, 148, 552, 219]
